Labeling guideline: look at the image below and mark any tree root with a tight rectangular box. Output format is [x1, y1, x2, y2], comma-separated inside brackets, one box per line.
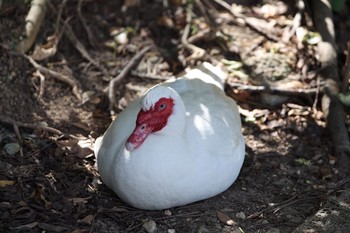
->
[310, 0, 350, 176]
[0, 115, 78, 139]
[25, 55, 82, 100]
[16, 0, 47, 53]
[106, 45, 152, 113]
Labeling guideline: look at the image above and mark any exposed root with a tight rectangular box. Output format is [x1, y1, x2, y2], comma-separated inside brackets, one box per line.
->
[0, 115, 78, 139]
[25, 55, 82, 100]
[107, 45, 153, 113]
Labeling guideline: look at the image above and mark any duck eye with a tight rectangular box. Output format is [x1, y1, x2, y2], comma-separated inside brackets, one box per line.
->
[159, 103, 166, 110]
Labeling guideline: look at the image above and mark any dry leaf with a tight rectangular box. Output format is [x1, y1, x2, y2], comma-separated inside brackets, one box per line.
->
[78, 215, 94, 225]
[68, 197, 91, 205]
[217, 211, 236, 226]
[56, 138, 94, 158]
[31, 35, 58, 61]
[0, 180, 15, 187]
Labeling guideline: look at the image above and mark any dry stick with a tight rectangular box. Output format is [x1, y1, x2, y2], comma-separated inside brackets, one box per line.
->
[33, 70, 46, 99]
[47, 1, 108, 74]
[54, 0, 67, 35]
[25, 55, 82, 99]
[77, 0, 98, 48]
[130, 70, 172, 80]
[0, 115, 78, 139]
[228, 82, 320, 96]
[283, 0, 305, 43]
[246, 195, 298, 219]
[212, 0, 280, 42]
[181, 4, 207, 61]
[17, 0, 47, 53]
[63, 22, 108, 74]
[194, 0, 217, 39]
[311, 0, 350, 176]
[107, 45, 152, 111]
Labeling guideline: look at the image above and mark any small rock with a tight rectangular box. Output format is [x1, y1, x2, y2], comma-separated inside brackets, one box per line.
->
[267, 228, 280, 233]
[142, 219, 157, 233]
[236, 211, 246, 219]
[164, 209, 172, 216]
[167, 229, 175, 233]
[4, 143, 20, 155]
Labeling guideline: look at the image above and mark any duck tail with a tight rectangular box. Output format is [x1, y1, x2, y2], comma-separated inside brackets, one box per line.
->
[183, 62, 227, 91]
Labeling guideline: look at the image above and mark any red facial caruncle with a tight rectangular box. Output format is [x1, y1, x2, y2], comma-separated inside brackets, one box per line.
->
[125, 97, 174, 151]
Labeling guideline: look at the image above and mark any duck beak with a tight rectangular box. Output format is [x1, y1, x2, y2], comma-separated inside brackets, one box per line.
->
[125, 123, 153, 152]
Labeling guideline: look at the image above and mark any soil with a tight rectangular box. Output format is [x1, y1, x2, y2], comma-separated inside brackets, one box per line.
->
[1, 1, 350, 232]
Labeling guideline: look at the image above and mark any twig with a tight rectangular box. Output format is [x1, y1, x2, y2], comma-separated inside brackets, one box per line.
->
[283, 0, 305, 43]
[0, 115, 78, 139]
[247, 194, 322, 220]
[107, 45, 152, 111]
[194, 0, 217, 40]
[77, 0, 98, 48]
[47, 1, 107, 74]
[181, 3, 207, 62]
[212, 0, 280, 42]
[130, 70, 172, 80]
[63, 21, 107, 74]
[54, 0, 67, 36]
[25, 55, 82, 99]
[228, 82, 321, 96]
[33, 70, 46, 99]
[312, 76, 321, 114]
[17, 0, 47, 53]
[247, 195, 298, 219]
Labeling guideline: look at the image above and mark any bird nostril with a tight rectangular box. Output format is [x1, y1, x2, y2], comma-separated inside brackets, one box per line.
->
[125, 142, 135, 151]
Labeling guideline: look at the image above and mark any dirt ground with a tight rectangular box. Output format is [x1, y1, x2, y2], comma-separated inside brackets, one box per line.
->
[1, 0, 350, 232]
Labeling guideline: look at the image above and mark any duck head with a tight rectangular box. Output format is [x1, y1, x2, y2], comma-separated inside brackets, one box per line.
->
[125, 86, 185, 151]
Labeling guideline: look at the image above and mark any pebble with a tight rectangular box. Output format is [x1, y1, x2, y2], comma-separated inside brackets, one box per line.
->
[236, 211, 246, 219]
[142, 219, 157, 233]
[168, 229, 175, 233]
[164, 209, 172, 216]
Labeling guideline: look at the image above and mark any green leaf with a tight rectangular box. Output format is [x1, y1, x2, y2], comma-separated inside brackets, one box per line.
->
[295, 158, 311, 167]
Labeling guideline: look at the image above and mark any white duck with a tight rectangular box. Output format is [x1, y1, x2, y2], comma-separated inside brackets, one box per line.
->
[94, 62, 245, 210]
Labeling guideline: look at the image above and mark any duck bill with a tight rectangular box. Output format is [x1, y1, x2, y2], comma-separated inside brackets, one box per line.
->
[125, 124, 153, 152]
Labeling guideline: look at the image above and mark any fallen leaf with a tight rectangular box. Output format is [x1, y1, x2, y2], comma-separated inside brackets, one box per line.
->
[68, 197, 92, 205]
[78, 214, 94, 225]
[217, 211, 236, 226]
[0, 180, 15, 187]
